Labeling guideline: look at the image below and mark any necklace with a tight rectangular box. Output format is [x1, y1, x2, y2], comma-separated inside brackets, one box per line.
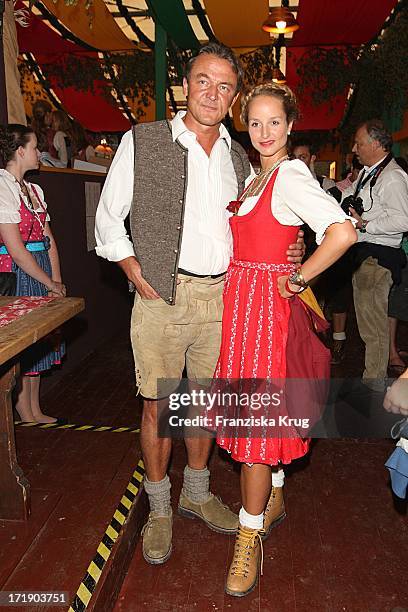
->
[244, 155, 289, 199]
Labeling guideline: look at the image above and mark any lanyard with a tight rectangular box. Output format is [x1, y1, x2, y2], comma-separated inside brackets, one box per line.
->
[354, 153, 393, 198]
[353, 167, 377, 198]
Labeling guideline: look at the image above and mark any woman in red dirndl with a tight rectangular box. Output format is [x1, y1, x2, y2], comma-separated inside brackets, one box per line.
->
[217, 83, 357, 597]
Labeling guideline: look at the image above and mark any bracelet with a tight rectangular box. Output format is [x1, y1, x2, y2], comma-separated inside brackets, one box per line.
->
[285, 278, 305, 295]
[288, 269, 308, 288]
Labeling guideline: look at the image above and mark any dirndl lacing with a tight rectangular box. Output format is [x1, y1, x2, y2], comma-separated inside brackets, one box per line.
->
[230, 259, 295, 273]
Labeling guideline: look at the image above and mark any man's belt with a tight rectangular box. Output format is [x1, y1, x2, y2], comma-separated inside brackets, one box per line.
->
[178, 268, 225, 279]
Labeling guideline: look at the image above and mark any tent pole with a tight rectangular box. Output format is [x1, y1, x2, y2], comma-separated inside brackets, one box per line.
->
[154, 20, 167, 120]
[0, 0, 8, 125]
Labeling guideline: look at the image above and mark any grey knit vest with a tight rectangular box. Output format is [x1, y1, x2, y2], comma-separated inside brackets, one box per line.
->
[130, 120, 251, 304]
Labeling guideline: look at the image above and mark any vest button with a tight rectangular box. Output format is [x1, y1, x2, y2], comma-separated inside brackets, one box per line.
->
[176, 225, 181, 230]
[174, 249, 178, 253]
[179, 199, 183, 204]
[181, 175, 185, 179]
[168, 297, 173, 302]
[171, 273, 175, 277]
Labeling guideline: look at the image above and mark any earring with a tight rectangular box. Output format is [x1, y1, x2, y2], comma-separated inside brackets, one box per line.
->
[287, 131, 291, 135]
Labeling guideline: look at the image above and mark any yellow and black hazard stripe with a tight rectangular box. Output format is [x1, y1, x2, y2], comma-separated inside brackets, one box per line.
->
[69, 459, 145, 612]
[14, 421, 140, 433]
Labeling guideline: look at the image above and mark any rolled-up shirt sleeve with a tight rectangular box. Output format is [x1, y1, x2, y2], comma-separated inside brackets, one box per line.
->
[95, 130, 136, 262]
[274, 160, 353, 244]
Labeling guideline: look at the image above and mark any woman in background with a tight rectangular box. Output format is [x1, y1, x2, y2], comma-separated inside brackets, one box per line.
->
[0, 124, 66, 423]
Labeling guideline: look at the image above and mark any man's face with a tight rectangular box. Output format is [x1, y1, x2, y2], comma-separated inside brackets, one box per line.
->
[352, 126, 380, 167]
[183, 53, 238, 129]
[292, 145, 315, 169]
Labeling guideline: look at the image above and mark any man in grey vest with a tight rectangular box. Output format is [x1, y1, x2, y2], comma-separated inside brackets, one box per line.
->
[95, 43, 304, 565]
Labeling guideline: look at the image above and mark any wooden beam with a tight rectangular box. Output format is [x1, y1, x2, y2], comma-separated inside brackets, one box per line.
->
[0, 1, 8, 126]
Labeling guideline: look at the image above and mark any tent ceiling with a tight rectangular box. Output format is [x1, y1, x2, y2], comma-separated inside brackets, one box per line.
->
[17, 0, 398, 132]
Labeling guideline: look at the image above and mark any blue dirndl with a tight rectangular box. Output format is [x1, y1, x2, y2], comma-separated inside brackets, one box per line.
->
[12, 236, 66, 374]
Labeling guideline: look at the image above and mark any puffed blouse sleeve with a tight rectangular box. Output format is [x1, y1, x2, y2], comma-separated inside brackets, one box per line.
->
[0, 175, 21, 223]
[273, 159, 352, 244]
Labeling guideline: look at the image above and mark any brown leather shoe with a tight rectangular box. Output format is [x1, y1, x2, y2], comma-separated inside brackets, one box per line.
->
[141, 511, 172, 565]
[262, 486, 286, 540]
[225, 524, 263, 597]
[178, 492, 238, 534]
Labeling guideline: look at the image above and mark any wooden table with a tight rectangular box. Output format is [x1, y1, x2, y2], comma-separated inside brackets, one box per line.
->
[0, 297, 84, 521]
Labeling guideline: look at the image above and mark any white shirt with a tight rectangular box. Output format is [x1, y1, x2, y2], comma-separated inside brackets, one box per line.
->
[341, 156, 408, 248]
[95, 111, 238, 274]
[0, 169, 49, 223]
[53, 131, 68, 167]
[238, 159, 350, 244]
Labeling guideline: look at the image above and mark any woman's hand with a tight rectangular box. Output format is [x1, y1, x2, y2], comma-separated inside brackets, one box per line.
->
[47, 280, 66, 297]
[278, 275, 300, 299]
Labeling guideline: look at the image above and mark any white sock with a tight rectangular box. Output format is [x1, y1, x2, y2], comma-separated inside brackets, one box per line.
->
[272, 468, 285, 488]
[333, 331, 346, 341]
[239, 506, 264, 530]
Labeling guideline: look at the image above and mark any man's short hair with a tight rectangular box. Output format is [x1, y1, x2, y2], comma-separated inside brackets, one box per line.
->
[184, 42, 244, 94]
[360, 119, 393, 152]
[290, 137, 317, 156]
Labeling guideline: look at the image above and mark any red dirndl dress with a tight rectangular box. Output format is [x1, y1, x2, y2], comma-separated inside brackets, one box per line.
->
[214, 169, 311, 465]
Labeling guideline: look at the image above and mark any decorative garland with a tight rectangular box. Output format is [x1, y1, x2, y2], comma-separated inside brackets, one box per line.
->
[295, 0, 408, 147]
[21, 52, 64, 110]
[102, 53, 135, 124]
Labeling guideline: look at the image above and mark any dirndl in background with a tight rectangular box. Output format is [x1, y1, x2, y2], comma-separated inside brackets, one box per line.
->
[12, 238, 65, 375]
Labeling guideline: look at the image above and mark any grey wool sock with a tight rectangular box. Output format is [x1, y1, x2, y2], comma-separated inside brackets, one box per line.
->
[144, 475, 171, 516]
[181, 465, 211, 504]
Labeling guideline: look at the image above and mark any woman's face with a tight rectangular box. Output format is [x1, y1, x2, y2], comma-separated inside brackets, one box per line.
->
[19, 133, 41, 171]
[247, 94, 292, 167]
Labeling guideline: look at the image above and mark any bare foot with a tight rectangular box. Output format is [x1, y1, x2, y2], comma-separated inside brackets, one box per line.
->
[31, 412, 58, 424]
[15, 405, 35, 423]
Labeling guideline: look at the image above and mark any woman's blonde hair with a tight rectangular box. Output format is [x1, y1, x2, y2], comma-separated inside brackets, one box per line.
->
[240, 82, 299, 127]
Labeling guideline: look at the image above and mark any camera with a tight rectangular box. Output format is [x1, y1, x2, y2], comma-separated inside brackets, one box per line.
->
[341, 194, 364, 217]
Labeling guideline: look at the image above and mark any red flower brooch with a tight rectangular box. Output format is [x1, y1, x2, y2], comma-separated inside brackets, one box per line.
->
[226, 200, 243, 215]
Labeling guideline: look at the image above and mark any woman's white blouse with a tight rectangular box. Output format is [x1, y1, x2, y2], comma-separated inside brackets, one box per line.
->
[238, 158, 351, 245]
[0, 169, 50, 224]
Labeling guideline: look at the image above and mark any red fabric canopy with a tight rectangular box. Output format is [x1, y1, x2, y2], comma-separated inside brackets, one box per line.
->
[17, 3, 130, 131]
[285, 47, 347, 131]
[292, 0, 397, 46]
[282, 0, 398, 130]
[16, 0, 398, 131]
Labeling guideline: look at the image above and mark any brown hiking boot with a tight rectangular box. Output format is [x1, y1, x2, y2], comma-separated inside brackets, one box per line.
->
[225, 524, 264, 597]
[178, 492, 238, 534]
[262, 486, 286, 540]
[141, 511, 172, 565]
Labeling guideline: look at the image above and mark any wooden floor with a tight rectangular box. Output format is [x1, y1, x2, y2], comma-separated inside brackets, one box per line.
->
[0, 315, 407, 612]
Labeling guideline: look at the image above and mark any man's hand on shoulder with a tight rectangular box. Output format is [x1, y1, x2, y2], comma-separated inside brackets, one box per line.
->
[118, 257, 160, 299]
[287, 228, 306, 264]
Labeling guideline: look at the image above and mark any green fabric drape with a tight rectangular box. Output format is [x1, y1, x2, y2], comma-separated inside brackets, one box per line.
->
[146, 0, 200, 50]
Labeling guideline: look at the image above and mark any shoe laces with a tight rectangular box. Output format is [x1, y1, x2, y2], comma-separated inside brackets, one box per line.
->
[264, 487, 276, 517]
[230, 526, 264, 577]
[142, 512, 170, 536]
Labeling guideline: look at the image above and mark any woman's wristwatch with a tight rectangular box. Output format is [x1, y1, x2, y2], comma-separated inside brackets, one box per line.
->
[359, 219, 368, 233]
[285, 269, 308, 295]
